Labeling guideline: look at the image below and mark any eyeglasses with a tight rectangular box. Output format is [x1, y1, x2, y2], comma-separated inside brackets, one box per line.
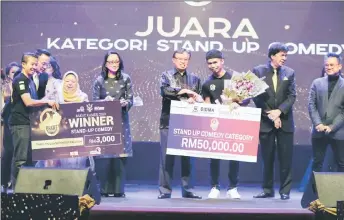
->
[325, 63, 340, 67]
[107, 60, 120, 65]
[42, 63, 52, 68]
[174, 57, 189, 62]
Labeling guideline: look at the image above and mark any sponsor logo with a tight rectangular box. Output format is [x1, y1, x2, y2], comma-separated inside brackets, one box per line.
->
[77, 106, 85, 113]
[210, 118, 219, 131]
[94, 106, 105, 111]
[70, 151, 79, 156]
[39, 108, 62, 136]
[192, 106, 199, 112]
[200, 107, 215, 113]
[90, 147, 102, 155]
[86, 104, 93, 112]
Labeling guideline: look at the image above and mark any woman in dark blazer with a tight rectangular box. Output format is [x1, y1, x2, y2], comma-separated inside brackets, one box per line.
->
[92, 51, 133, 197]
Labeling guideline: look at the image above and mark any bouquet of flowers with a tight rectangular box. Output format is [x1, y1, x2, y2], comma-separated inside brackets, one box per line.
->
[220, 70, 269, 109]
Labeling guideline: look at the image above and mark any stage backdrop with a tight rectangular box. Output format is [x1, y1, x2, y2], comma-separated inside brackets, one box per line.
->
[2, 1, 344, 145]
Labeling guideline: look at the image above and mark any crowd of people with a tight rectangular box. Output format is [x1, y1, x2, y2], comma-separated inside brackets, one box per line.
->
[1, 42, 343, 201]
[1, 49, 133, 198]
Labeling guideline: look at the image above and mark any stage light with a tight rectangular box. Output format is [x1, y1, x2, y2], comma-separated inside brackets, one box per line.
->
[184, 1, 212, 7]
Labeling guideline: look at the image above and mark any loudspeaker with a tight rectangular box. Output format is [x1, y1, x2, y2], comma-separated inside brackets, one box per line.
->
[14, 167, 101, 205]
[301, 174, 318, 208]
[301, 172, 344, 208]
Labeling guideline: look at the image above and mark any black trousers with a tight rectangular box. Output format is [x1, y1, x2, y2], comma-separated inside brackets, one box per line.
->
[259, 129, 294, 195]
[210, 159, 239, 190]
[311, 136, 344, 173]
[94, 157, 127, 194]
[10, 125, 33, 186]
[159, 128, 194, 195]
[1, 123, 14, 186]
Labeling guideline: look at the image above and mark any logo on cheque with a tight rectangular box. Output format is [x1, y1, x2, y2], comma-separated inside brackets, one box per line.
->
[39, 108, 62, 136]
[210, 118, 219, 131]
[86, 104, 93, 112]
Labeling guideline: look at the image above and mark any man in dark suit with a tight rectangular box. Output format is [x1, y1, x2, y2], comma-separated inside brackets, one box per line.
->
[308, 53, 344, 173]
[252, 42, 296, 200]
[158, 49, 202, 199]
[34, 49, 50, 99]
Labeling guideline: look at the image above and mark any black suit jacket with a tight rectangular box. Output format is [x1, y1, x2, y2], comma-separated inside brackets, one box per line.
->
[252, 63, 296, 133]
[37, 72, 48, 99]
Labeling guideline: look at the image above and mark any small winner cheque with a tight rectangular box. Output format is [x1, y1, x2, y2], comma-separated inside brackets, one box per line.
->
[166, 100, 262, 162]
[30, 101, 124, 160]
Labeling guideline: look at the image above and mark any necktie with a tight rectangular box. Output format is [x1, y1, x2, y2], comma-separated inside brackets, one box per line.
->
[272, 69, 278, 92]
[29, 80, 38, 100]
[33, 74, 39, 90]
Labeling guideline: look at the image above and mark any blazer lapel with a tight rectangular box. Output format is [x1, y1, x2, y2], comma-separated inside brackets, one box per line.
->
[264, 68, 275, 96]
[323, 77, 329, 113]
[276, 68, 285, 94]
[329, 77, 343, 104]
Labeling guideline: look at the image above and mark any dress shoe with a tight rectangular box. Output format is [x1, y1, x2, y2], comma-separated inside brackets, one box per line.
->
[280, 194, 290, 200]
[114, 193, 126, 198]
[158, 193, 171, 199]
[182, 192, 202, 199]
[101, 193, 126, 198]
[101, 193, 109, 197]
[253, 192, 275, 198]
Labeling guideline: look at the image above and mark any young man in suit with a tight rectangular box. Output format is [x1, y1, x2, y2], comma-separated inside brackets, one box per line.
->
[308, 53, 344, 173]
[34, 49, 50, 99]
[252, 42, 296, 200]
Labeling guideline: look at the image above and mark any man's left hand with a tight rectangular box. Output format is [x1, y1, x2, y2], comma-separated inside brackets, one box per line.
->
[267, 109, 282, 121]
[324, 126, 332, 134]
[274, 117, 282, 129]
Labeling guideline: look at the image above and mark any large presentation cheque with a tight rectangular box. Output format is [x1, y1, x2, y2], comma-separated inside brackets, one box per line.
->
[166, 101, 261, 162]
[30, 101, 124, 160]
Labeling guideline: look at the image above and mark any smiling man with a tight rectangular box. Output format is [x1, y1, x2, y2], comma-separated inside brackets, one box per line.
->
[252, 42, 296, 200]
[308, 53, 344, 175]
[158, 49, 202, 200]
[9, 52, 58, 187]
[202, 49, 250, 200]
[34, 49, 51, 99]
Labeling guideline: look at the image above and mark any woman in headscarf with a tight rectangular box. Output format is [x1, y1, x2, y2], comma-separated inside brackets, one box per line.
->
[92, 51, 133, 197]
[36, 71, 94, 170]
[58, 71, 94, 168]
[57, 71, 88, 103]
